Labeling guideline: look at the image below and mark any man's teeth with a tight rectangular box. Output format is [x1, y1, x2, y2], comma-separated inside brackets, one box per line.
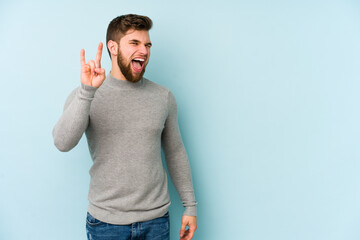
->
[133, 58, 145, 62]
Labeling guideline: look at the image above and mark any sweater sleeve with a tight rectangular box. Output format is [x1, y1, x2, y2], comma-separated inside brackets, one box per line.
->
[161, 90, 198, 216]
[52, 83, 98, 152]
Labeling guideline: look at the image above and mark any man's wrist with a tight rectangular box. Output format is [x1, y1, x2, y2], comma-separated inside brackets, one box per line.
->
[79, 82, 98, 100]
[184, 206, 197, 216]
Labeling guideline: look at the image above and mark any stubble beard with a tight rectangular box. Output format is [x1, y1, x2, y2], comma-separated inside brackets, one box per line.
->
[117, 49, 146, 83]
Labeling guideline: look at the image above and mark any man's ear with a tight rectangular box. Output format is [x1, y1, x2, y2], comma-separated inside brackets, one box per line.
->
[107, 40, 118, 56]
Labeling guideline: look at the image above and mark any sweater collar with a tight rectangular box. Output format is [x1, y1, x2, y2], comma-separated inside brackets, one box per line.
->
[105, 71, 145, 89]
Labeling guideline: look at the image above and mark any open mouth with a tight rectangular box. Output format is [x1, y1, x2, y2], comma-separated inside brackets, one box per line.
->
[131, 58, 145, 73]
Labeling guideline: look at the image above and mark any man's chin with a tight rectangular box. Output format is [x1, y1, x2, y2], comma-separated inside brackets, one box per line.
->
[129, 71, 145, 82]
[128, 75, 141, 82]
[130, 78, 141, 83]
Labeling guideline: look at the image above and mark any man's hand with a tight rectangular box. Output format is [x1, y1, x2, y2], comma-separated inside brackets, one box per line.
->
[80, 42, 106, 88]
[180, 215, 197, 240]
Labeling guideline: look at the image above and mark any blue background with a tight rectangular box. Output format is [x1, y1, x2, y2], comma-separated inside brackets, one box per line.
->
[1, 0, 360, 239]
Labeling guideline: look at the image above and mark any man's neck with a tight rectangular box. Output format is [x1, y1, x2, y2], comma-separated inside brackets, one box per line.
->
[110, 61, 127, 81]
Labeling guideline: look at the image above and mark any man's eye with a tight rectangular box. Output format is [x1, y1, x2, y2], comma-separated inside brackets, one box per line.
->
[131, 42, 137, 45]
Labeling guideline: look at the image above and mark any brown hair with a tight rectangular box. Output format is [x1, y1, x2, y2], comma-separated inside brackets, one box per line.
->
[106, 14, 153, 59]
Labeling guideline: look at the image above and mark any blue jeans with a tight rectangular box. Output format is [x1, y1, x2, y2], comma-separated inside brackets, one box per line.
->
[86, 211, 170, 240]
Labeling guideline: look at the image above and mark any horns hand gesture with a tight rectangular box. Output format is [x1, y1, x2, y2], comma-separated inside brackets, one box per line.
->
[80, 42, 106, 88]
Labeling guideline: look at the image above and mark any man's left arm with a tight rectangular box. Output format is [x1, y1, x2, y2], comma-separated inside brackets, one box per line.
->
[161, 90, 198, 240]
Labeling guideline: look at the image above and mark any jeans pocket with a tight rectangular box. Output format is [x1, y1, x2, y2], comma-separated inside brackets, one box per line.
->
[86, 212, 103, 226]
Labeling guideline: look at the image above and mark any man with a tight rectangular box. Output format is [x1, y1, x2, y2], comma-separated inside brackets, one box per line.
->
[52, 14, 197, 240]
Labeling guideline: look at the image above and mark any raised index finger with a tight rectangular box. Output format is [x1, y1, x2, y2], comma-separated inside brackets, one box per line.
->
[80, 49, 86, 65]
[95, 42, 103, 68]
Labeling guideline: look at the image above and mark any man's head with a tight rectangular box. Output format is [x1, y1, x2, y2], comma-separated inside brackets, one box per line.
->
[106, 14, 153, 82]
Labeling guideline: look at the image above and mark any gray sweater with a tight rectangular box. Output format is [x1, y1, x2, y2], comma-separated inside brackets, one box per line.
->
[52, 72, 197, 224]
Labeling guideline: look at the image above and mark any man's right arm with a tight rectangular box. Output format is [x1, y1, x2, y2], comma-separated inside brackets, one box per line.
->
[52, 83, 97, 152]
[52, 42, 106, 152]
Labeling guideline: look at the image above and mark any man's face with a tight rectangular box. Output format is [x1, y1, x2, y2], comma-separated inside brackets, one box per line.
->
[117, 29, 152, 82]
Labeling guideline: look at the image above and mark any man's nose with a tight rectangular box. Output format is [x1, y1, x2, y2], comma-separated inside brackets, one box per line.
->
[138, 44, 148, 55]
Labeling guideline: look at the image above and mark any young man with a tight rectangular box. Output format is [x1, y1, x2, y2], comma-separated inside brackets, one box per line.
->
[52, 14, 198, 240]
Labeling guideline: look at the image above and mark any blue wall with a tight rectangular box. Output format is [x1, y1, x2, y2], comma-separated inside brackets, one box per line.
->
[1, 0, 360, 239]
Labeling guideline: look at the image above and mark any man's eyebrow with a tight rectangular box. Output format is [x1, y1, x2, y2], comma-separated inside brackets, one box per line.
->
[129, 39, 152, 46]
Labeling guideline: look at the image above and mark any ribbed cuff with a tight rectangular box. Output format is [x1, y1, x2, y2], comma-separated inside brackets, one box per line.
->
[183, 206, 197, 216]
[78, 83, 98, 100]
